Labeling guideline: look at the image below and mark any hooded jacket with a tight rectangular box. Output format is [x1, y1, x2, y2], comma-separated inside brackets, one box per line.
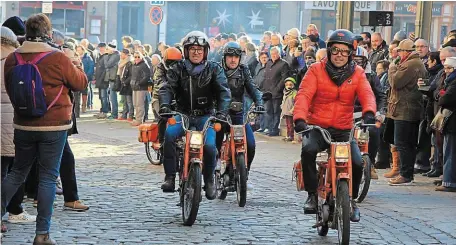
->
[293, 59, 376, 130]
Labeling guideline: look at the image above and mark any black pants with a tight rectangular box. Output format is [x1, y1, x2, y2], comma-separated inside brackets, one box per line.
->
[415, 119, 431, 169]
[368, 126, 380, 164]
[376, 123, 391, 166]
[1, 156, 24, 215]
[300, 128, 363, 197]
[60, 140, 79, 202]
[265, 98, 282, 135]
[394, 120, 420, 179]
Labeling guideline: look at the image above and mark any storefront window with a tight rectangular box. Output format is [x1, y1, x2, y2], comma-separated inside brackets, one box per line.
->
[50, 9, 65, 34]
[66, 9, 84, 37]
[19, 7, 40, 20]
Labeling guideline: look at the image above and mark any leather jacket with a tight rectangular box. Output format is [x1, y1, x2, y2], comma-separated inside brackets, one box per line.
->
[225, 64, 263, 107]
[159, 60, 231, 115]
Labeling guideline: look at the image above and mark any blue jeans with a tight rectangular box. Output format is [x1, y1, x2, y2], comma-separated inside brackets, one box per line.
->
[109, 82, 118, 118]
[1, 130, 67, 235]
[88, 82, 93, 107]
[144, 93, 151, 121]
[443, 133, 456, 188]
[243, 96, 254, 120]
[99, 88, 109, 113]
[231, 112, 256, 169]
[163, 115, 217, 176]
[394, 120, 420, 179]
[265, 98, 282, 135]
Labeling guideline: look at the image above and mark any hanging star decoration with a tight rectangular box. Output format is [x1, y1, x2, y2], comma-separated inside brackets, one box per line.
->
[215, 9, 231, 27]
[247, 10, 264, 30]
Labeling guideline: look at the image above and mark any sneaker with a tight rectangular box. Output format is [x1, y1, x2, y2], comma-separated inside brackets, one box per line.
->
[96, 113, 107, 119]
[435, 186, 456, 192]
[388, 176, 414, 186]
[64, 200, 89, 212]
[371, 167, 379, 180]
[8, 211, 36, 223]
[262, 129, 269, 135]
[247, 182, 254, 191]
[255, 128, 265, 133]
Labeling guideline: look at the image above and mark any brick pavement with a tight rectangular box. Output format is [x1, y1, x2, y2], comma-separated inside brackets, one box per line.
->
[2, 112, 456, 245]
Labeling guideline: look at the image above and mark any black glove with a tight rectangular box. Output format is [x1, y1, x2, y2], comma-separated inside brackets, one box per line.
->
[255, 105, 265, 113]
[215, 112, 228, 122]
[294, 119, 307, 133]
[362, 112, 376, 125]
[159, 105, 173, 118]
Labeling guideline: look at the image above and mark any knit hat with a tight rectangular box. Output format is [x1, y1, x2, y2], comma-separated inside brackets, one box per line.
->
[284, 77, 296, 84]
[108, 43, 116, 49]
[287, 28, 300, 39]
[2, 16, 25, 36]
[133, 40, 141, 45]
[98, 42, 107, 48]
[304, 49, 316, 59]
[444, 57, 456, 68]
[1, 26, 19, 47]
[122, 48, 130, 55]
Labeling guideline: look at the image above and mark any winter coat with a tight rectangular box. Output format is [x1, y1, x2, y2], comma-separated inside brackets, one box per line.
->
[355, 72, 387, 113]
[262, 58, 290, 99]
[378, 71, 390, 94]
[438, 71, 456, 133]
[281, 89, 297, 117]
[152, 62, 166, 100]
[423, 65, 444, 125]
[293, 59, 377, 130]
[253, 63, 266, 89]
[95, 53, 108, 89]
[104, 51, 120, 82]
[368, 40, 389, 68]
[131, 59, 151, 91]
[81, 53, 95, 81]
[387, 52, 427, 121]
[119, 61, 133, 96]
[244, 55, 258, 77]
[1, 45, 16, 157]
[225, 64, 263, 106]
[3, 41, 88, 131]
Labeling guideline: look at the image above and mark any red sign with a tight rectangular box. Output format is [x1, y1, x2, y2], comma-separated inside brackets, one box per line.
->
[149, 6, 163, 25]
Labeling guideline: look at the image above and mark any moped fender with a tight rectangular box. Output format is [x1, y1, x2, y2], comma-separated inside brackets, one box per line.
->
[338, 173, 350, 180]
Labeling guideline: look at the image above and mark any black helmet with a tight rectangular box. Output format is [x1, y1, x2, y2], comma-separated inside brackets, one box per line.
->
[327, 29, 356, 50]
[222, 41, 242, 70]
[182, 31, 210, 60]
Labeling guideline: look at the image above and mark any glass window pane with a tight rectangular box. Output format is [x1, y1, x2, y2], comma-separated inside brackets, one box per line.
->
[130, 7, 139, 37]
[121, 7, 130, 35]
[65, 9, 84, 37]
[20, 7, 41, 20]
[49, 9, 65, 33]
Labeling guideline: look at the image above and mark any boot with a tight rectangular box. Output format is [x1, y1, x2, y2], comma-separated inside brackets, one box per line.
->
[303, 192, 317, 214]
[33, 233, 57, 245]
[161, 174, 175, 192]
[350, 200, 360, 222]
[371, 166, 379, 180]
[426, 168, 443, 178]
[383, 146, 400, 178]
[204, 173, 216, 200]
[81, 95, 88, 113]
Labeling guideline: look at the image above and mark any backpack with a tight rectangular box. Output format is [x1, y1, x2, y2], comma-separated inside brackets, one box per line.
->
[9, 51, 63, 117]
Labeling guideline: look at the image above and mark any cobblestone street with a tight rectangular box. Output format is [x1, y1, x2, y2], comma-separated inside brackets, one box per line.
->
[2, 112, 456, 245]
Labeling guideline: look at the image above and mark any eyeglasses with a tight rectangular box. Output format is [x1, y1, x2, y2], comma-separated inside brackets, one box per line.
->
[330, 47, 352, 57]
[305, 56, 315, 60]
[186, 36, 207, 46]
[415, 45, 428, 49]
[189, 47, 204, 54]
[134, 56, 141, 58]
[224, 47, 242, 56]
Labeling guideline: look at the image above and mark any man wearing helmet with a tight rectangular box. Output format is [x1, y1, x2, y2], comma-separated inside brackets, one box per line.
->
[217, 41, 265, 188]
[293, 29, 377, 222]
[158, 31, 231, 200]
[353, 46, 387, 180]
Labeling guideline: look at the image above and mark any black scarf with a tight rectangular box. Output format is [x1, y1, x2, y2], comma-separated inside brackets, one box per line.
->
[25, 35, 59, 48]
[325, 60, 356, 86]
[427, 63, 443, 76]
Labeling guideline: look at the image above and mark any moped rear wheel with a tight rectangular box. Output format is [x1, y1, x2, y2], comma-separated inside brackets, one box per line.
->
[145, 142, 161, 165]
[356, 155, 372, 203]
[182, 163, 202, 226]
[235, 153, 247, 207]
[336, 180, 350, 245]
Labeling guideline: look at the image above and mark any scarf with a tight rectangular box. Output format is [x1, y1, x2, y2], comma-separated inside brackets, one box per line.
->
[184, 59, 207, 77]
[427, 63, 443, 76]
[284, 87, 296, 96]
[399, 52, 412, 64]
[325, 60, 356, 86]
[118, 55, 132, 75]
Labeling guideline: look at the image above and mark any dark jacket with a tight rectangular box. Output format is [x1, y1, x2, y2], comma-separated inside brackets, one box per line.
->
[355, 72, 387, 113]
[253, 63, 266, 89]
[438, 71, 456, 133]
[131, 60, 151, 91]
[104, 51, 120, 82]
[152, 62, 166, 100]
[387, 52, 427, 121]
[317, 36, 326, 49]
[81, 53, 95, 81]
[225, 64, 263, 107]
[262, 58, 290, 99]
[95, 53, 108, 89]
[119, 61, 133, 96]
[244, 55, 258, 77]
[369, 40, 388, 67]
[159, 60, 231, 114]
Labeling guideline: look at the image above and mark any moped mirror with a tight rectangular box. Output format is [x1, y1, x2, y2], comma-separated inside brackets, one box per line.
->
[262, 92, 272, 102]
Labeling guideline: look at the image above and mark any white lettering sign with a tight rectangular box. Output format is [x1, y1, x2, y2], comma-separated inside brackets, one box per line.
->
[304, 1, 377, 11]
[42, 2, 52, 14]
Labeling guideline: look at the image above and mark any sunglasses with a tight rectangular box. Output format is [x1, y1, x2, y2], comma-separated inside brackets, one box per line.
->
[224, 47, 242, 56]
[134, 56, 141, 58]
[330, 47, 352, 57]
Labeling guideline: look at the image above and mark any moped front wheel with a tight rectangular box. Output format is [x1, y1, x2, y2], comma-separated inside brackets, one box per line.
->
[235, 153, 247, 207]
[356, 155, 372, 203]
[145, 142, 161, 165]
[182, 163, 202, 226]
[316, 204, 329, 236]
[336, 180, 350, 245]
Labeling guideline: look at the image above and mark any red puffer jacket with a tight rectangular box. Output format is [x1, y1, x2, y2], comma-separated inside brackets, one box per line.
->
[293, 60, 376, 130]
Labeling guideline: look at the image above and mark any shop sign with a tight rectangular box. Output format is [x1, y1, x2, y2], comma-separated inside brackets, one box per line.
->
[304, 1, 377, 11]
[394, 2, 443, 16]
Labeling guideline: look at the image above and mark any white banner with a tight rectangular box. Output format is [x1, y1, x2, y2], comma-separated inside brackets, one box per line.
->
[304, 1, 377, 11]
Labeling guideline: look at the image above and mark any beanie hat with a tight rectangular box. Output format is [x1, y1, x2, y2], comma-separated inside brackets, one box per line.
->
[444, 57, 456, 68]
[2, 16, 25, 36]
[284, 77, 296, 84]
[287, 28, 300, 39]
[98, 42, 107, 48]
[1, 26, 19, 48]
[108, 43, 116, 49]
[304, 49, 316, 59]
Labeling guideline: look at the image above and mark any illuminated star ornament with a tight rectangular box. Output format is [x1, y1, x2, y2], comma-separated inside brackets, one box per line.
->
[215, 9, 231, 27]
[247, 10, 264, 29]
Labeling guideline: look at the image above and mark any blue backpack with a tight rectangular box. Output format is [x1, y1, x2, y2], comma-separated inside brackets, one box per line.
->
[9, 51, 63, 117]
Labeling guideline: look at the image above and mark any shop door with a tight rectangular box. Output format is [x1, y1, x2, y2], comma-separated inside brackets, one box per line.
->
[117, 1, 144, 49]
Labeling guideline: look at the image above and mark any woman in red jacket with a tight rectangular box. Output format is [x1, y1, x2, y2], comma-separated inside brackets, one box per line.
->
[293, 29, 377, 222]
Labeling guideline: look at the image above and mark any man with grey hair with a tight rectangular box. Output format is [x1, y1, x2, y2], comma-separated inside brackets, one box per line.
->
[415, 39, 430, 66]
[315, 48, 327, 62]
[261, 46, 290, 136]
[369, 32, 388, 67]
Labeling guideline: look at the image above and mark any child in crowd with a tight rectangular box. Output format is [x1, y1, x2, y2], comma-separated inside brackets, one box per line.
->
[281, 77, 298, 142]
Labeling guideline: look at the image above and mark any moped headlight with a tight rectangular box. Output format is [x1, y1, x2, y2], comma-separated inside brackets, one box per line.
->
[232, 126, 244, 140]
[335, 144, 349, 162]
[190, 132, 203, 148]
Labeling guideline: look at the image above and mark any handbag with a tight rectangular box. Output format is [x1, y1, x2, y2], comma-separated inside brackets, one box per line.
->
[430, 107, 454, 133]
